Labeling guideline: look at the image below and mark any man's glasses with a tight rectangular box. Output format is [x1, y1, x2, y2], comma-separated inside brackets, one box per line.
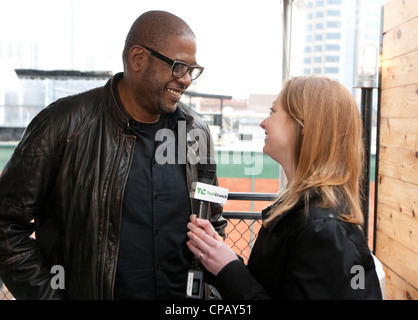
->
[140, 45, 204, 80]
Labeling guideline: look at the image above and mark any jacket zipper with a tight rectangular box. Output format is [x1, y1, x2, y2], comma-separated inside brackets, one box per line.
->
[99, 131, 135, 299]
[110, 134, 135, 299]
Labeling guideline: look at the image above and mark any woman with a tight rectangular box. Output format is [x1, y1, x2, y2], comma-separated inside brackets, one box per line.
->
[187, 76, 382, 299]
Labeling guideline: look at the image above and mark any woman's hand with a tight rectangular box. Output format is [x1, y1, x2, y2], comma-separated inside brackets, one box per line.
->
[186, 214, 238, 276]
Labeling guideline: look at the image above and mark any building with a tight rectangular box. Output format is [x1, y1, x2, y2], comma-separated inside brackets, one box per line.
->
[303, 0, 356, 89]
[302, 0, 386, 93]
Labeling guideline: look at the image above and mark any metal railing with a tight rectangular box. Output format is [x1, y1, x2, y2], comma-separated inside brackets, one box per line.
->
[223, 192, 276, 219]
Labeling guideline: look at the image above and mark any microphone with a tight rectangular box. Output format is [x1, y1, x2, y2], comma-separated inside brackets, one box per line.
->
[190, 158, 228, 220]
[196, 158, 216, 220]
[186, 157, 229, 299]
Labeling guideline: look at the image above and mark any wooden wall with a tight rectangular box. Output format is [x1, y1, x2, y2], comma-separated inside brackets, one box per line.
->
[377, 0, 418, 300]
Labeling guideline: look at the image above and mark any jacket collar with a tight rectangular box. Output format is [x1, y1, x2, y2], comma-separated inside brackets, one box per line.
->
[261, 199, 296, 230]
[107, 73, 130, 132]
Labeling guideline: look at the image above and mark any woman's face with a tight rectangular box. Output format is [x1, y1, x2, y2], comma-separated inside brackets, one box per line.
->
[260, 95, 300, 182]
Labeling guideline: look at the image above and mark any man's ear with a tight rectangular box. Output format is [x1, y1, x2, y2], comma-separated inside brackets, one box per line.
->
[129, 45, 146, 72]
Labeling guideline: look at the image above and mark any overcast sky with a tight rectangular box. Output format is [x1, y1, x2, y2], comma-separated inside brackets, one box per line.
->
[1, 0, 301, 100]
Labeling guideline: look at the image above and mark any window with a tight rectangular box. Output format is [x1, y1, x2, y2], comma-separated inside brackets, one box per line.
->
[327, 21, 341, 28]
[314, 56, 322, 63]
[326, 33, 341, 39]
[327, 10, 341, 16]
[325, 67, 339, 73]
[326, 56, 340, 62]
[326, 44, 340, 51]
[315, 34, 323, 41]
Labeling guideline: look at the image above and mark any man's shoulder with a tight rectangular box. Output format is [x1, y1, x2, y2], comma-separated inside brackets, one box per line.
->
[47, 86, 105, 116]
[23, 85, 108, 146]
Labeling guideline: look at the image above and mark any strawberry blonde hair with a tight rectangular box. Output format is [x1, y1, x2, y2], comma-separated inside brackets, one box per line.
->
[264, 75, 364, 228]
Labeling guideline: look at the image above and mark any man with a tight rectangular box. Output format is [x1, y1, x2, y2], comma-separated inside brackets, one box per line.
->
[0, 11, 226, 299]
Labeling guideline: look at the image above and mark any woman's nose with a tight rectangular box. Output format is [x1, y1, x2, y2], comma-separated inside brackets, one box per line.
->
[260, 118, 267, 129]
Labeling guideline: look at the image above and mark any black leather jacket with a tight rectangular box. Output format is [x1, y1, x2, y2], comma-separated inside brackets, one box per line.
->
[0, 73, 226, 299]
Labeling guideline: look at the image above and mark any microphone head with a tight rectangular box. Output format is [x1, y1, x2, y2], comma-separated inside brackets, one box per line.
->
[197, 157, 216, 180]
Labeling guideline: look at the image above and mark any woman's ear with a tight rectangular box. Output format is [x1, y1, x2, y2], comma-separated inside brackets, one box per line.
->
[300, 127, 305, 136]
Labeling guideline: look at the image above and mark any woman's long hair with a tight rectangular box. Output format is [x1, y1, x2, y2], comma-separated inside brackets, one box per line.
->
[264, 76, 364, 228]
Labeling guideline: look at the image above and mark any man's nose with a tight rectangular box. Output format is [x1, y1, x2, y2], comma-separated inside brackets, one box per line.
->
[177, 72, 192, 87]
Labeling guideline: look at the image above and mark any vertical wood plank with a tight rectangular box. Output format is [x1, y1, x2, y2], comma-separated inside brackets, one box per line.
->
[377, 0, 418, 300]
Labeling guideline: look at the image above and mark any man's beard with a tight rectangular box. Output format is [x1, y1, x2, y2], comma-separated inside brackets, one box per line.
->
[134, 68, 177, 116]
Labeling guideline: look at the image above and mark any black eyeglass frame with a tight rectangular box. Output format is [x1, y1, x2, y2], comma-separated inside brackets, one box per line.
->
[139, 45, 204, 80]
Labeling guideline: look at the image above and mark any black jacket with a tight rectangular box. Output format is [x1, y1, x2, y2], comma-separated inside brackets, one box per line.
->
[215, 199, 382, 299]
[0, 73, 226, 299]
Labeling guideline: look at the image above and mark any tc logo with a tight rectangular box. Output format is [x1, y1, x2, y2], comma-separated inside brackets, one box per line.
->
[197, 188, 206, 195]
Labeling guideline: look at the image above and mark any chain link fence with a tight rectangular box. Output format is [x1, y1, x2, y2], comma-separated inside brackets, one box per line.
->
[224, 217, 262, 263]
[0, 282, 13, 300]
